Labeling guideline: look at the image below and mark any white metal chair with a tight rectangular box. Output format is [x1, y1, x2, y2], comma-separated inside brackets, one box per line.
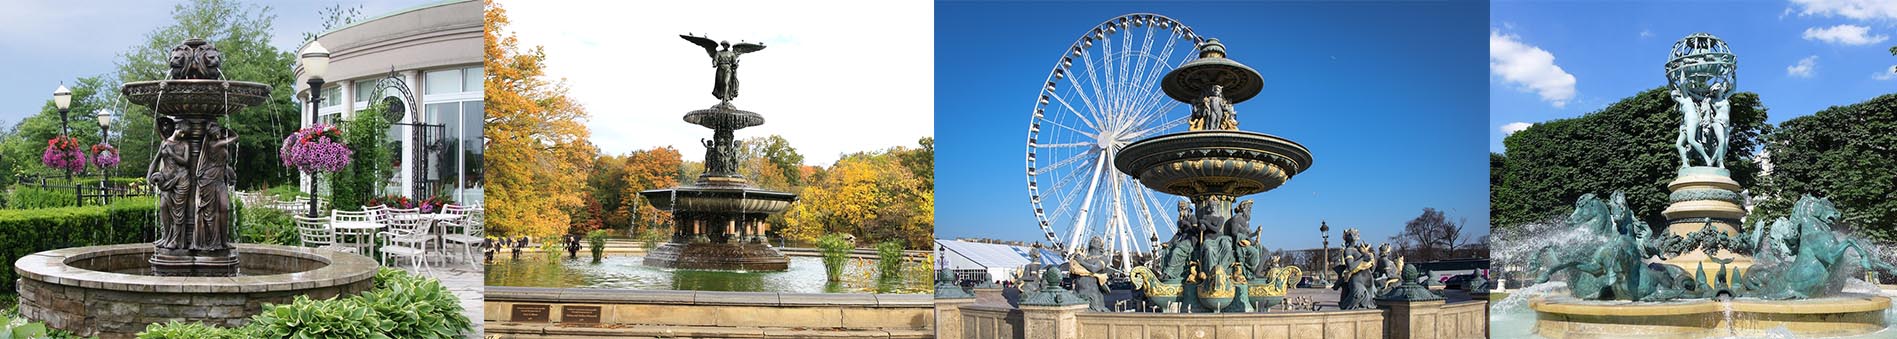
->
[293, 215, 356, 254]
[329, 210, 379, 256]
[440, 204, 482, 265]
[377, 207, 431, 271]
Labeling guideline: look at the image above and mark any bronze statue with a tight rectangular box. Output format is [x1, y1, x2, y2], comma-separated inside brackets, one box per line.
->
[149, 129, 191, 250]
[681, 34, 766, 106]
[191, 126, 238, 252]
[167, 38, 222, 80]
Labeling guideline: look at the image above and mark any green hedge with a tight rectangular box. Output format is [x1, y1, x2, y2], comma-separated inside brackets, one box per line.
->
[0, 197, 155, 291]
[7, 186, 77, 209]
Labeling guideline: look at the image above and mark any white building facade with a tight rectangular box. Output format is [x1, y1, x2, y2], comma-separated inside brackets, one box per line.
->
[292, 0, 483, 203]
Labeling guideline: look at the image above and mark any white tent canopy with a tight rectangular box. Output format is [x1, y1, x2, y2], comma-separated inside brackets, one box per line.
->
[935, 239, 1066, 282]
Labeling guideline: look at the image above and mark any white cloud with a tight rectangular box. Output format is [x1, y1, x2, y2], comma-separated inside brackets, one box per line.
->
[1501, 122, 1533, 135]
[1640, 29, 1654, 39]
[1791, 0, 1897, 20]
[1490, 29, 1577, 108]
[1787, 55, 1819, 78]
[503, 0, 934, 166]
[1875, 66, 1897, 80]
[1802, 24, 1889, 45]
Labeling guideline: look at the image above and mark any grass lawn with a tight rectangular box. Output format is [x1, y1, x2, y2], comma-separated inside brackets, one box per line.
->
[1489, 292, 1508, 301]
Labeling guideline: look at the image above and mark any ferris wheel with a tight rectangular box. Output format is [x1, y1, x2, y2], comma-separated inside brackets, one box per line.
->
[1026, 13, 1205, 270]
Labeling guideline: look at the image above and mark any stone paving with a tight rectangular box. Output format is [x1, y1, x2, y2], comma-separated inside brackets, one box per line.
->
[397, 258, 484, 338]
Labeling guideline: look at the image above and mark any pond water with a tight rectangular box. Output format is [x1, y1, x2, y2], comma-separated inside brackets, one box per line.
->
[484, 254, 932, 294]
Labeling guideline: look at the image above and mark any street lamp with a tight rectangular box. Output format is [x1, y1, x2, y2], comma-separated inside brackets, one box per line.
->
[300, 41, 330, 218]
[95, 110, 112, 204]
[52, 84, 73, 183]
[1320, 220, 1330, 282]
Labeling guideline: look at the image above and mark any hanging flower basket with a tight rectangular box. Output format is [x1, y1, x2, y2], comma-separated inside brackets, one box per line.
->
[42, 135, 86, 173]
[369, 194, 455, 213]
[280, 123, 353, 173]
[90, 143, 120, 169]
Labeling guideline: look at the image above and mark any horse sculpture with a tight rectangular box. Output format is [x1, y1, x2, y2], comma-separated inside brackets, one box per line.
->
[1743, 196, 1897, 300]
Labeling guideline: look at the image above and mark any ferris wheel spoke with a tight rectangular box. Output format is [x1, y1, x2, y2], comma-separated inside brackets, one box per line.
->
[1038, 148, 1098, 175]
[1048, 92, 1102, 132]
[1126, 114, 1188, 141]
[1078, 49, 1116, 128]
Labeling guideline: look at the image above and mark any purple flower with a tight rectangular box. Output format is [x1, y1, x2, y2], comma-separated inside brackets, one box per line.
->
[41, 136, 86, 173]
[280, 124, 354, 174]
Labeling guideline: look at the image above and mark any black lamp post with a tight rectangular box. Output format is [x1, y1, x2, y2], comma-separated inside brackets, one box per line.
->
[52, 84, 73, 183]
[1320, 220, 1330, 282]
[300, 41, 330, 218]
[96, 110, 112, 204]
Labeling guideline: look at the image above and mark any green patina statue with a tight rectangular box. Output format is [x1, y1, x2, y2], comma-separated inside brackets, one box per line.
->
[1666, 33, 1738, 169]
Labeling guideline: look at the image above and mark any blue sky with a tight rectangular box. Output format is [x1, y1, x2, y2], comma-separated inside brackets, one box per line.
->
[1491, 1, 1897, 152]
[0, 0, 435, 126]
[934, 1, 1490, 251]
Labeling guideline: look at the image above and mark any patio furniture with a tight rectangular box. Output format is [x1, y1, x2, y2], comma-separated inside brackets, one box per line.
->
[441, 204, 482, 266]
[378, 207, 432, 272]
[292, 215, 356, 254]
[329, 210, 383, 258]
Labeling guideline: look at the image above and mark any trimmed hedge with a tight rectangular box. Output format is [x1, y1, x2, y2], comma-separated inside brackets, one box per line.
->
[7, 186, 77, 209]
[0, 197, 155, 291]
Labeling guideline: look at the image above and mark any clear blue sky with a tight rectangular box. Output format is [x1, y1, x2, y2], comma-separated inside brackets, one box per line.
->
[934, 1, 1491, 251]
[1491, 1, 1897, 152]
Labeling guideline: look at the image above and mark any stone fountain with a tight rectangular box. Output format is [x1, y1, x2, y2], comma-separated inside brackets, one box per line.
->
[1102, 39, 1312, 313]
[637, 34, 797, 271]
[1523, 33, 1897, 338]
[12, 39, 376, 339]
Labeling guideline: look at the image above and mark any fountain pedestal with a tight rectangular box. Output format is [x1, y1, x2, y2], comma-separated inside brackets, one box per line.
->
[1660, 166, 1751, 291]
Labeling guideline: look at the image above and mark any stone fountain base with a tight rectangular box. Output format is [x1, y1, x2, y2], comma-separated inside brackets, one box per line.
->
[1531, 294, 1890, 338]
[13, 244, 378, 339]
[641, 242, 790, 271]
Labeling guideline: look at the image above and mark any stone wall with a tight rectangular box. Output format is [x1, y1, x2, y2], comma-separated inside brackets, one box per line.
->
[950, 298, 1489, 339]
[13, 244, 378, 339]
[485, 286, 933, 338]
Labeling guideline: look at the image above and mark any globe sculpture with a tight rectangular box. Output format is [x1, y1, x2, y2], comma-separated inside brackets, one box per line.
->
[637, 34, 797, 271]
[1523, 33, 1897, 338]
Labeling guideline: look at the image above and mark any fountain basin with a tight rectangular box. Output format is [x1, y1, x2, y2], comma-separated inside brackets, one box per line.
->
[643, 243, 791, 271]
[13, 244, 378, 339]
[1114, 130, 1313, 197]
[638, 186, 796, 213]
[120, 79, 271, 118]
[1530, 294, 1889, 338]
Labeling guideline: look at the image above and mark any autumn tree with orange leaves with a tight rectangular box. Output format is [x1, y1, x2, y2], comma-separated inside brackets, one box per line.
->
[484, 0, 597, 238]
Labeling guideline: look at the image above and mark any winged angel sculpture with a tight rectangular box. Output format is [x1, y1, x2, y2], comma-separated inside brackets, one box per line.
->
[681, 34, 766, 105]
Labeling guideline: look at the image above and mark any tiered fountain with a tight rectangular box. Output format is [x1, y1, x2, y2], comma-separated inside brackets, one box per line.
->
[1518, 33, 1896, 338]
[1093, 38, 1312, 313]
[638, 34, 797, 271]
[13, 39, 377, 339]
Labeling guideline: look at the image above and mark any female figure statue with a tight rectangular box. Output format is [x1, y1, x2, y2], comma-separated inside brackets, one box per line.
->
[150, 127, 192, 250]
[191, 126, 238, 251]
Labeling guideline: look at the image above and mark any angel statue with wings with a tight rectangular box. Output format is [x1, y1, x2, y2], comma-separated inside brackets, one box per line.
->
[681, 34, 766, 106]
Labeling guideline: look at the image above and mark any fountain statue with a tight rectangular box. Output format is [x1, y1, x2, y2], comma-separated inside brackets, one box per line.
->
[127, 38, 267, 277]
[1113, 38, 1310, 313]
[1518, 33, 1897, 338]
[638, 34, 797, 271]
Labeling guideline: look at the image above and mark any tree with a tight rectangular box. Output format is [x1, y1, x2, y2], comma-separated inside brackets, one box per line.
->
[0, 76, 111, 180]
[1388, 208, 1467, 262]
[739, 135, 805, 188]
[780, 139, 934, 248]
[484, 0, 597, 238]
[1493, 88, 1769, 230]
[622, 147, 682, 234]
[114, 0, 300, 189]
[1757, 93, 1897, 242]
[330, 101, 393, 210]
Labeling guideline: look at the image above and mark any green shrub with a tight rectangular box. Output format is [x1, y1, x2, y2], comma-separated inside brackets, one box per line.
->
[353, 269, 470, 339]
[876, 240, 905, 281]
[636, 227, 667, 250]
[138, 321, 247, 339]
[6, 187, 75, 209]
[263, 184, 304, 200]
[0, 197, 155, 291]
[247, 295, 391, 339]
[587, 230, 608, 263]
[818, 233, 854, 282]
[235, 206, 296, 246]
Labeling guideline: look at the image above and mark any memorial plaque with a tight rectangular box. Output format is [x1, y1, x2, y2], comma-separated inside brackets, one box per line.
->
[511, 304, 550, 322]
[561, 305, 602, 324]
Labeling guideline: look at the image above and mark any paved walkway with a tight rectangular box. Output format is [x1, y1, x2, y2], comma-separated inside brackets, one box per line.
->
[398, 260, 483, 338]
